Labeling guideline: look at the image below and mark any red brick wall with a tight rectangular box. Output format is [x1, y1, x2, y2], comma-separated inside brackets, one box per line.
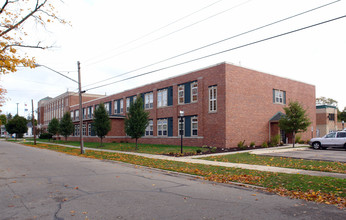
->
[225, 64, 316, 146]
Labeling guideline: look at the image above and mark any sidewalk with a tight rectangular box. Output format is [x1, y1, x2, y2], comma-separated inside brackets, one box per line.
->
[23, 141, 346, 179]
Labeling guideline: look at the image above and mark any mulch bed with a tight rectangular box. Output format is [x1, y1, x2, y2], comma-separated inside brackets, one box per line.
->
[163, 145, 286, 157]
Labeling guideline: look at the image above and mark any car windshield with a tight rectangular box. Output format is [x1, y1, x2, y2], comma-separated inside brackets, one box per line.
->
[325, 132, 336, 138]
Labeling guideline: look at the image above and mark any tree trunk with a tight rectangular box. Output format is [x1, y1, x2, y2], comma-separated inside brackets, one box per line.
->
[135, 138, 138, 151]
[292, 131, 296, 148]
[100, 137, 103, 147]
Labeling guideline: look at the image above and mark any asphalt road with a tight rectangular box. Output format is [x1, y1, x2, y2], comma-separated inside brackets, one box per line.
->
[0, 141, 345, 220]
[260, 147, 346, 163]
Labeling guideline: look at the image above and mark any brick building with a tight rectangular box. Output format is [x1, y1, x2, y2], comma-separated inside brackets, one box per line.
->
[60, 62, 316, 148]
[315, 105, 339, 137]
[37, 91, 105, 131]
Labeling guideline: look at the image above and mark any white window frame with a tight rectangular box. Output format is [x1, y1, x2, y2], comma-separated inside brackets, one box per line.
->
[104, 102, 110, 114]
[88, 124, 91, 136]
[82, 124, 86, 136]
[120, 99, 124, 113]
[145, 92, 153, 109]
[191, 82, 198, 103]
[83, 108, 87, 119]
[75, 110, 80, 120]
[145, 120, 153, 136]
[178, 117, 185, 136]
[126, 97, 131, 112]
[178, 85, 184, 105]
[157, 89, 167, 108]
[157, 119, 168, 136]
[191, 116, 198, 136]
[274, 90, 284, 104]
[114, 100, 118, 114]
[209, 86, 217, 113]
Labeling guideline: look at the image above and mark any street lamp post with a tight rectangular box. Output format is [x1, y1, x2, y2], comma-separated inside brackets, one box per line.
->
[36, 62, 85, 154]
[179, 110, 184, 154]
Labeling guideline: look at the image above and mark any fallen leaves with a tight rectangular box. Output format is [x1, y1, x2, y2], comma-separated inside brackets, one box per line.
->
[267, 188, 346, 209]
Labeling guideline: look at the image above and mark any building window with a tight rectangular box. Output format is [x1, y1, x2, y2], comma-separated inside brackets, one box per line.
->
[209, 86, 217, 112]
[82, 124, 86, 136]
[191, 116, 198, 136]
[178, 117, 185, 136]
[74, 125, 79, 136]
[145, 120, 153, 136]
[70, 111, 74, 119]
[104, 102, 110, 114]
[88, 124, 91, 136]
[328, 113, 335, 121]
[191, 82, 198, 103]
[273, 89, 286, 104]
[157, 89, 167, 107]
[83, 108, 87, 119]
[133, 96, 137, 103]
[75, 110, 79, 120]
[126, 97, 131, 112]
[157, 119, 168, 136]
[114, 100, 118, 114]
[178, 85, 184, 104]
[145, 92, 153, 109]
[120, 99, 124, 113]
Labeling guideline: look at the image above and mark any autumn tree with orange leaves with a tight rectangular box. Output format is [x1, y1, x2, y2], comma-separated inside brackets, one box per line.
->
[0, 0, 67, 109]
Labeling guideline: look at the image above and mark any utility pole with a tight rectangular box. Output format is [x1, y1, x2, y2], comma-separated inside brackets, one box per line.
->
[78, 61, 84, 154]
[16, 103, 19, 115]
[31, 99, 36, 145]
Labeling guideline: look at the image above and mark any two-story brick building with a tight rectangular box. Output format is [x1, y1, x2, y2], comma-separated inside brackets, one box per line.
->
[61, 62, 316, 148]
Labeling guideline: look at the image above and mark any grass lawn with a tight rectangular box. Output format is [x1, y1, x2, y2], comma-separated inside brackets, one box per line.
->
[202, 152, 346, 174]
[26, 138, 208, 155]
[21, 142, 346, 208]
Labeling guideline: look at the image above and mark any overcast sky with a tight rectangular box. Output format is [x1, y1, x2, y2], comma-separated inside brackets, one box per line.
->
[1, 0, 346, 117]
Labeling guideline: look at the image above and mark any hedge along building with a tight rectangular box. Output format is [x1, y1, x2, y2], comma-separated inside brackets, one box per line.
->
[66, 62, 316, 148]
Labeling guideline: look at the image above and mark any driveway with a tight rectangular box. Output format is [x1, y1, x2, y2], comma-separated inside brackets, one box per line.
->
[259, 147, 346, 163]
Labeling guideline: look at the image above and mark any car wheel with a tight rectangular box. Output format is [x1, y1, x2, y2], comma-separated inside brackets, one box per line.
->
[312, 142, 321, 150]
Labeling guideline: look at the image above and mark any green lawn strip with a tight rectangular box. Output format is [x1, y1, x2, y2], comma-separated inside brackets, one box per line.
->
[28, 139, 207, 155]
[23, 142, 346, 201]
[201, 152, 346, 174]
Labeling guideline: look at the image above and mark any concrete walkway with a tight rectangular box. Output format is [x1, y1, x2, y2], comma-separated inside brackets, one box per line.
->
[20, 140, 346, 179]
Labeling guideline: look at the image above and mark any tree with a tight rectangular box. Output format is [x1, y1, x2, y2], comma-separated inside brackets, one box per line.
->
[279, 101, 311, 148]
[5, 114, 28, 139]
[316, 97, 338, 106]
[339, 107, 346, 122]
[0, 114, 6, 125]
[93, 103, 111, 147]
[59, 112, 74, 142]
[47, 117, 59, 141]
[124, 96, 149, 150]
[0, 0, 67, 106]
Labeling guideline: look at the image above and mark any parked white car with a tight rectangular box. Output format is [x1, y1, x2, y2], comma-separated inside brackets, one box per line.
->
[309, 131, 346, 150]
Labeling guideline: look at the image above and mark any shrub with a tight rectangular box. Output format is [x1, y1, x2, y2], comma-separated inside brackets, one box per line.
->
[295, 135, 302, 144]
[39, 133, 53, 139]
[299, 140, 305, 144]
[210, 147, 217, 153]
[271, 134, 280, 146]
[261, 142, 268, 148]
[250, 142, 255, 147]
[196, 149, 202, 154]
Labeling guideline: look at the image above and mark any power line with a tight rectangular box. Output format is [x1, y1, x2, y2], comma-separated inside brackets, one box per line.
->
[83, 0, 224, 64]
[83, 0, 340, 89]
[85, 14, 346, 92]
[85, 0, 253, 67]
